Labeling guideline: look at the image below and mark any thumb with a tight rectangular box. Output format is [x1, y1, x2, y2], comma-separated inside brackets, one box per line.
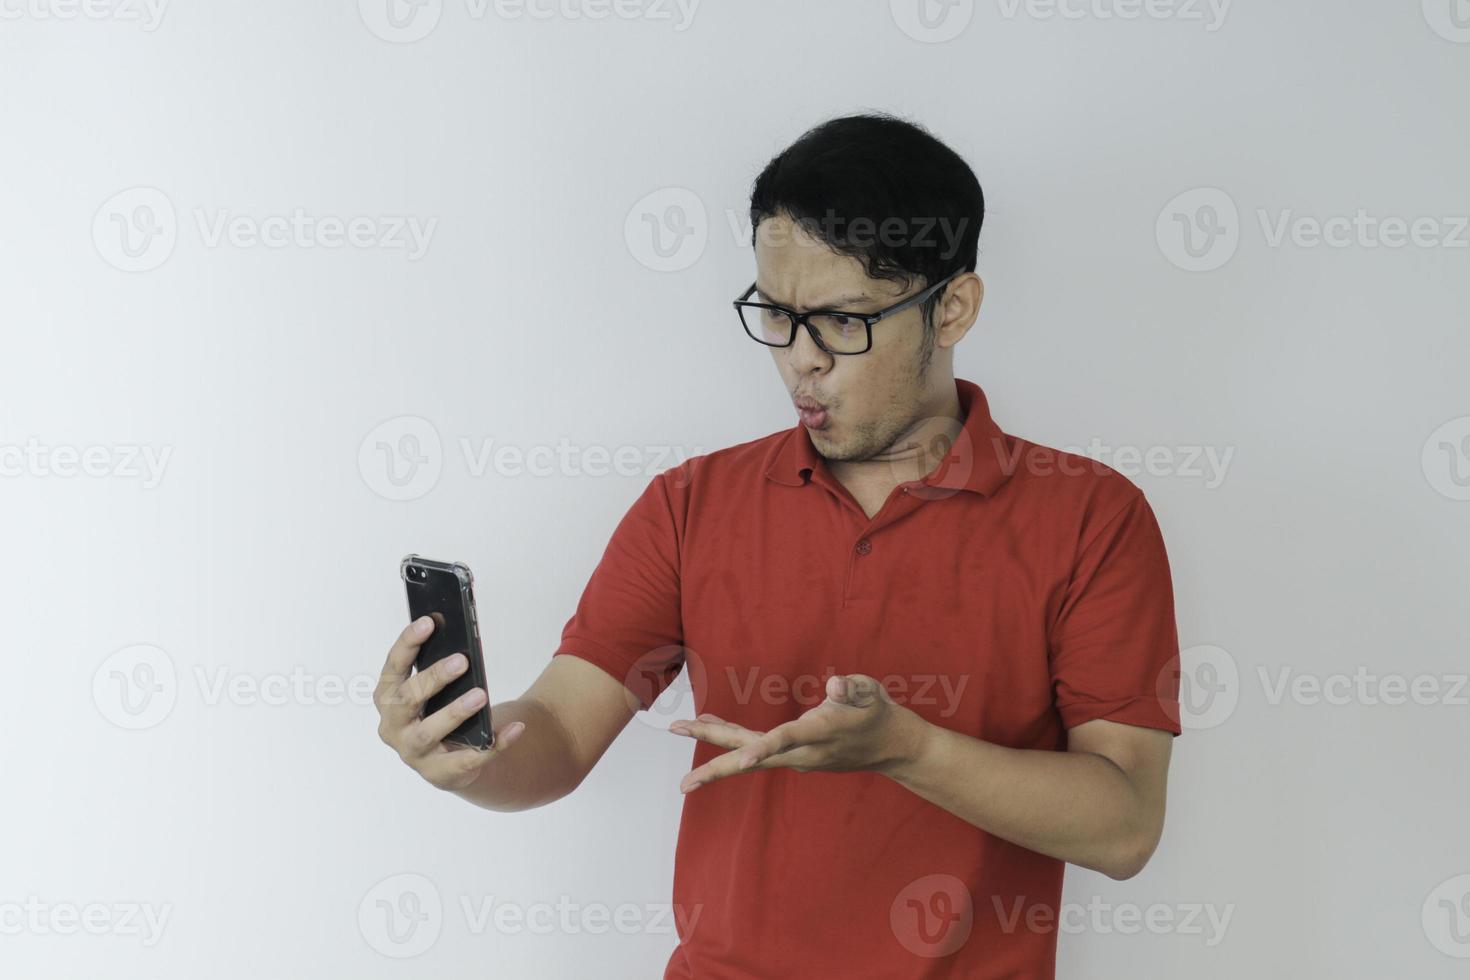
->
[827, 673, 884, 707]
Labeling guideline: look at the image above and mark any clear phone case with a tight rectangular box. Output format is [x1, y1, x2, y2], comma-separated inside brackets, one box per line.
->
[400, 554, 493, 749]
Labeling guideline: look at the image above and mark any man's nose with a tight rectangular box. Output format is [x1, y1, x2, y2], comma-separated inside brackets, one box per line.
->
[784, 320, 832, 372]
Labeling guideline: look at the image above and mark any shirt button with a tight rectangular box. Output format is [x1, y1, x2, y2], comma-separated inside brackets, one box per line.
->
[855, 538, 872, 556]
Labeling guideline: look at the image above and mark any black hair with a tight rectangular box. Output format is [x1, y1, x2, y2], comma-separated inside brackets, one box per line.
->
[747, 111, 984, 333]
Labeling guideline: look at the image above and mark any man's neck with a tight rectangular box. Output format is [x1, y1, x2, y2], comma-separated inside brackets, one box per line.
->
[827, 382, 965, 496]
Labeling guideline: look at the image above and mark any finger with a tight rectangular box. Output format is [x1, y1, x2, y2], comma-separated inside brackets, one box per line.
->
[669, 715, 759, 738]
[399, 651, 471, 715]
[375, 620, 442, 732]
[827, 673, 885, 707]
[680, 742, 818, 793]
[378, 652, 471, 741]
[735, 715, 826, 770]
[375, 617, 435, 708]
[667, 717, 758, 750]
[411, 683, 491, 751]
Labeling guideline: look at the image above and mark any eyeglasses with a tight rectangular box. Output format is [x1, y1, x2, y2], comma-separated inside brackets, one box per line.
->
[733, 270, 962, 355]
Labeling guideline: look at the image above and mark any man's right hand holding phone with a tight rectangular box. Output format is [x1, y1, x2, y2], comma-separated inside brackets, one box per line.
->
[374, 616, 526, 792]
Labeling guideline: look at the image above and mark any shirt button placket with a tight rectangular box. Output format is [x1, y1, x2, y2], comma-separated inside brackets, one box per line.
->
[844, 537, 874, 602]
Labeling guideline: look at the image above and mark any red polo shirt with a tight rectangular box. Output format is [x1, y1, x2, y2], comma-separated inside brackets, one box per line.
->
[553, 377, 1182, 979]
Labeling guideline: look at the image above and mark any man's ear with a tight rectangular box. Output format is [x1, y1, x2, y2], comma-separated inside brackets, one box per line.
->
[935, 273, 983, 349]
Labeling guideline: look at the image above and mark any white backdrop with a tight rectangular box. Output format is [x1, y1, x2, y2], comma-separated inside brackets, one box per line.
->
[2, 1, 1468, 977]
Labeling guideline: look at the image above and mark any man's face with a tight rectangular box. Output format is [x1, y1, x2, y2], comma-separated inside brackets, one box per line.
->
[752, 213, 936, 463]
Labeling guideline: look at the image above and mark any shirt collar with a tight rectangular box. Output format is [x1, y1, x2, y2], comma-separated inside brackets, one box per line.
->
[763, 377, 1013, 497]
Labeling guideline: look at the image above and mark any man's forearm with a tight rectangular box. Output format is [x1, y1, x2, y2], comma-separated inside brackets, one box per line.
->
[449, 697, 583, 812]
[880, 709, 1160, 880]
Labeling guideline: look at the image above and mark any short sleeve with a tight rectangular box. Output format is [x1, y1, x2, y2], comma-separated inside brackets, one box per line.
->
[552, 471, 686, 710]
[1049, 489, 1182, 735]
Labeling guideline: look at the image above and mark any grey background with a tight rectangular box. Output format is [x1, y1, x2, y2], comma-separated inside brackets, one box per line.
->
[1, 0, 1467, 976]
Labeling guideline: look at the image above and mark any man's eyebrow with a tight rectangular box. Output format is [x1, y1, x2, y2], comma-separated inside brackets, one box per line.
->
[752, 285, 874, 310]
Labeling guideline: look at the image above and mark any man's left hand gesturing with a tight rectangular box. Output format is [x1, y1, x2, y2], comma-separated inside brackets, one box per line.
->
[668, 673, 931, 793]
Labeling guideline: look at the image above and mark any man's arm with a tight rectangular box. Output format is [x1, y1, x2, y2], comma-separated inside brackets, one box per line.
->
[450, 655, 638, 811]
[884, 712, 1173, 880]
[674, 675, 1174, 881]
[375, 618, 638, 811]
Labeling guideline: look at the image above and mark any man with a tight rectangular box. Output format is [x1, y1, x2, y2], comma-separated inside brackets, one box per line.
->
[375, 111, 1182, 979]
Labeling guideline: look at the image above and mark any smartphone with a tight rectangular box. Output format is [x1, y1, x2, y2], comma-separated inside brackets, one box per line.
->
[400, 554, 494, 750]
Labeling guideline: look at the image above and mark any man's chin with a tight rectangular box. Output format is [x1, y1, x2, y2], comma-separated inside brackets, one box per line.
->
[810, 432, 862, 462]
